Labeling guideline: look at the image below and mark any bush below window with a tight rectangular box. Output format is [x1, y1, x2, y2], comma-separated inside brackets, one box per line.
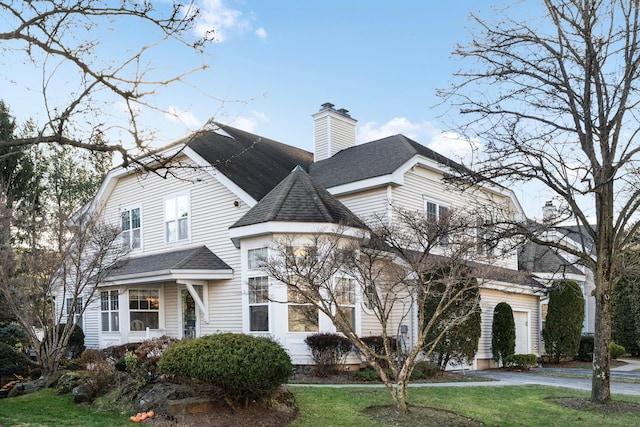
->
[304, 333, 352, 377]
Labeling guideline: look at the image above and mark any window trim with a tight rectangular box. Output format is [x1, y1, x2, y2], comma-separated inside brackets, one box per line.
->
[334, 277, 356, 331]
[248, 276, 270, 332]
[164, 191, 191, 245]
[128, 288, 160, 331]
[120, 205, 142, 251]
[100, 290, 120, 332]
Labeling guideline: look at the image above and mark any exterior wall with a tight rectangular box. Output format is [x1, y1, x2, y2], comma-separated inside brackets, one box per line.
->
[477, 287, 541, 368]
[88, 156, 248, 348]
[337, 187, 389, 226]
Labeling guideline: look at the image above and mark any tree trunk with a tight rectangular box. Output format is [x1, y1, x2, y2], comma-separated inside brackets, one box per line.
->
[592, 273, 612, 404]
[394, 379, 409, 414]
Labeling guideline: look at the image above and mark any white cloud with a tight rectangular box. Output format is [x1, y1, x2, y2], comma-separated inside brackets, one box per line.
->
[255, 27, 268, 41]
[229, 110, 269, 133]
[165, 106, 202, 129]
[194, 0, 248, 42]
[358, 117, 482, 166]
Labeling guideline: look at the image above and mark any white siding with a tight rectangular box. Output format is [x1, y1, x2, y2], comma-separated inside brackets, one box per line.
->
[478, 288, 541, 365]
[337, 187, 389, 225]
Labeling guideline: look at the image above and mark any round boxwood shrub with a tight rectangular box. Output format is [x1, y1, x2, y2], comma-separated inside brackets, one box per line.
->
[158, 333, 292, 403]
[492, 302, 515, 366]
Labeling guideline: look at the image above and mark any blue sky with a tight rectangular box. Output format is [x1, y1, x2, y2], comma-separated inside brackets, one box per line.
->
[2, 0, 555, 217]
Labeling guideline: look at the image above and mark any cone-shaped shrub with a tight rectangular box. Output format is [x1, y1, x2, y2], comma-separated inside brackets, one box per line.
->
[492, 302, 515, 365]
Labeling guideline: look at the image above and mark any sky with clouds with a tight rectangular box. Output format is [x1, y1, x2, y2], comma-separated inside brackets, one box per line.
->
[1, 0, 557, 218]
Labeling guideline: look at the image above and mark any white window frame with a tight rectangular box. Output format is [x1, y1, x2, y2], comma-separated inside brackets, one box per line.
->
[121, 205, 142, 251]
[100, 290, 120, 332]
[334, 277, 356, 330]
[129, 289, 160, 331]
[248, 276, 270, 332]
[248, 247, 268, 270]
[164, 192, 191, 245]
[66, 297, 83, 326]
[424, 200, 450, 245]
[287, 284, 319, 333]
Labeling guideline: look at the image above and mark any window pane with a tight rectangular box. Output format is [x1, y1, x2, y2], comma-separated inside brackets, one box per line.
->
[288, 305, 318, 332]
[101, 292, 108, 311]
[130, 312, 159, 330]
[249, 277, 268, 304]
[165, 198, 176, 221]
[132, 229, 141, 249]
[337, 306, 355, 330]
[177, 217, 188, 241]
[101, 312, 109, 331]
[111, 312, 119, 331]
[177, 194, 189, 218]
[427, 202, 437, 221]
[121, 230, 130, 248]
[250, 306, 269, 331]
[166, 221, 176, 242]
[131, 208, 140, 228]
[121, 210, 130, 230]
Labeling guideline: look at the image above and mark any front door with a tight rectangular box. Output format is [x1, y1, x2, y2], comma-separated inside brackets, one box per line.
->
[181, 288, 197, 339]
[514, 311, 530, 354]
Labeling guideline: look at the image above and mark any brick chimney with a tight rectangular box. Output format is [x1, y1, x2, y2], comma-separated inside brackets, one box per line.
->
[312, 102, 357, 161]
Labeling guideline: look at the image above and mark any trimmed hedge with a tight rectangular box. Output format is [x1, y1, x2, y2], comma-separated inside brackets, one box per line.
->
[159, 333, 292, 403]
[504, 354, 538, 370]
[304, 333, 352, 376]
[610, 341, 626, 359]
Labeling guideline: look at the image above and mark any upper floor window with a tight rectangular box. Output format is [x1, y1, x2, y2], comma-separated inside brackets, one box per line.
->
[248, 247, 268, 270]
[121, 207, 141, 250]
[425, 200, 450, 245]
[165, 193, 190, 244]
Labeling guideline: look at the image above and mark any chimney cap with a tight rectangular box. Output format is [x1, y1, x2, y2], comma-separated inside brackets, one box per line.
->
[337, 108, 351, 117]
[320, 102, 335, 111]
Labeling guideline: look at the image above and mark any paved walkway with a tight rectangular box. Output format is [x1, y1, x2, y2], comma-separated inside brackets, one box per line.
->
[290, 359, 640, 396]
[458, 358, 640, 396]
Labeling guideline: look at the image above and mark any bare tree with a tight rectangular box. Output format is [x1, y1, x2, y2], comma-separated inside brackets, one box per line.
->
[0, 210, 127, 375]
[0, 1, 214, 169]
[443, 0, 640, 404]
[262, 208, 486, 414]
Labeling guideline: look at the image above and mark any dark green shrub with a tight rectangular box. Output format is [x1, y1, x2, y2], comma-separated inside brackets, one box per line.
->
[423, 264, 481, 370]
[354, 368, 380, 382]
[577, 335, 594, 362]
[159, 333, 292, 404]
[414, 360, 439, 378]
[610, 341, 626, 359]
[44, 324, 85, 359]
[114, 357, 127, 372]
[612, 276, 640, 356]
[0, 342, 34, 382]
[504, 354, 538, 370]
[544, 280, 584, 363]
[304, 333, 352, 376]
[492, 302, 515, 365]
[360, 335, 398, 368]
[0, 322, 29, 353]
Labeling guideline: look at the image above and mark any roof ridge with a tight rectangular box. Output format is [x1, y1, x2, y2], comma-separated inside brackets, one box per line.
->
[298, 170, 333, 222]
[173, 245, 206, 269]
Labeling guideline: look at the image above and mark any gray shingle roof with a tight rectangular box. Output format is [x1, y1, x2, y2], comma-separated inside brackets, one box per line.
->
[106, 246, 232, 279]
[518, 242, 583, 276]
[231, 167, 367, 229]
[187, 124, 313, 201]
[309, 134, 465, 188]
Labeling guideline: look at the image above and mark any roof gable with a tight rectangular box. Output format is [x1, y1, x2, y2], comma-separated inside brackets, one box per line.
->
[188, 124, 313, 201]
[309, 134, 465, 189]
[231, 167, 366, 229]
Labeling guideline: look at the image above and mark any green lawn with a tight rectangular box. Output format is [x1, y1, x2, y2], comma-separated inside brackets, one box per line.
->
[1, 385, 639, 426]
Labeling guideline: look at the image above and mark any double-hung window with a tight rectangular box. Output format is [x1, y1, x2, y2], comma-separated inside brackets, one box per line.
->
[288, 284, 319, 332]
[121, 207, 141, 250]
[129, 289, 159, 331]
[248, 247, 268, 270]
[100, 290, 120, 332]
[248, 276, 269, 331]
[425, 200, 450, 245]
[66, 297, 83, 325]
[165, 193, 190, 244]
[335, 277, 356, 330]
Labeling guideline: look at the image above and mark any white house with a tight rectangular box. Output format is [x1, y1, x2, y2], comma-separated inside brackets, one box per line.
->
[56, 103, 561, 369]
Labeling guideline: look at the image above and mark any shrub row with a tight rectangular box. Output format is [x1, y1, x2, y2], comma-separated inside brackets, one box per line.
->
[504, 354, 538, 370]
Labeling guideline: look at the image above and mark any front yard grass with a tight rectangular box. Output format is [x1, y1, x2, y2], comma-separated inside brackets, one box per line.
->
[1, 384, 639, 426]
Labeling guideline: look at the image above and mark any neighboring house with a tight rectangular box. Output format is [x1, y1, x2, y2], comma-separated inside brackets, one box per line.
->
[55, 103, 562, 369]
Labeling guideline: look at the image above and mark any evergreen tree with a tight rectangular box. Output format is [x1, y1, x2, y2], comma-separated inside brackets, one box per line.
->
[544, 280, 585, 363]
[612, 277, 640, 357]
[424, 264, 481, 370]
[492, 302, 515, 365]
